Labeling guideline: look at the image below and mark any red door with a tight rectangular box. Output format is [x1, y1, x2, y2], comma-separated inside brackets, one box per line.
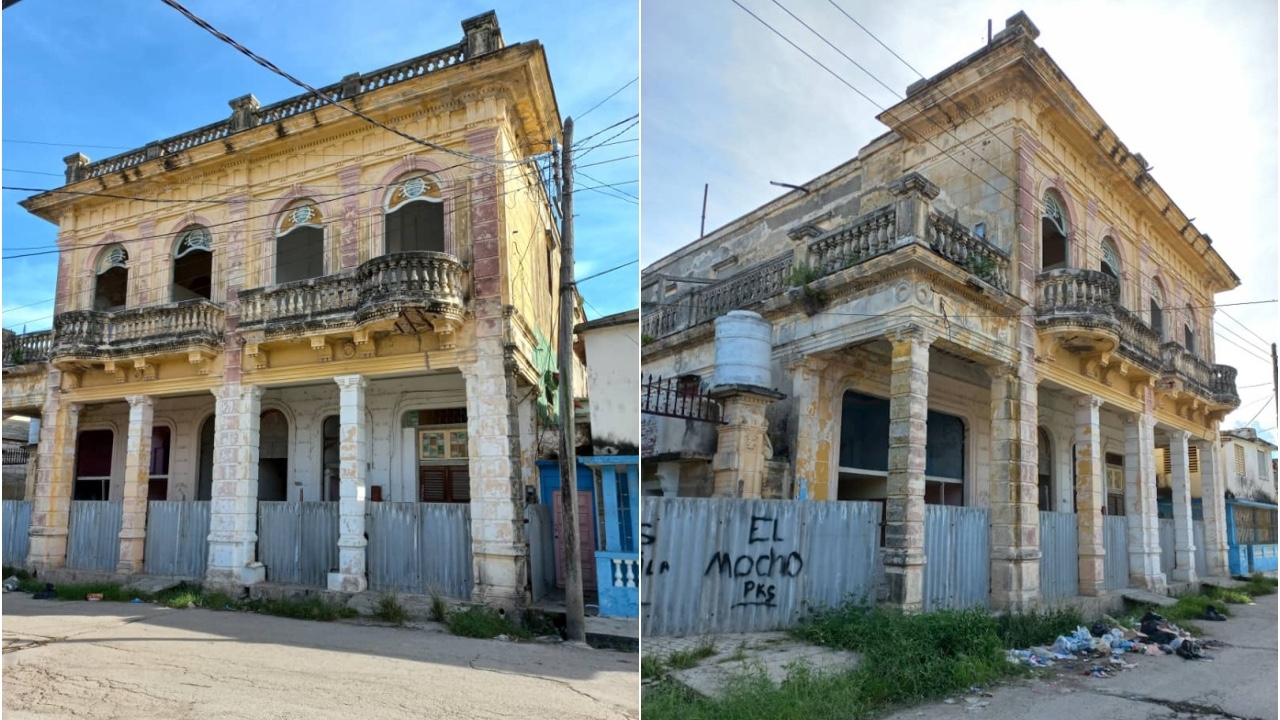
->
[552, 490, 597, 592]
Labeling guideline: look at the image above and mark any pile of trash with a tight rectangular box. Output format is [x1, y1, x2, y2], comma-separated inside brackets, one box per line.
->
[1006, 611, 1220, 675]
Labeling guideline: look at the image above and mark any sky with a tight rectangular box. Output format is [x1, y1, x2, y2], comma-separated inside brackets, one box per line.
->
[0, 0, 638, 326]
[641, 0, 1279, 437]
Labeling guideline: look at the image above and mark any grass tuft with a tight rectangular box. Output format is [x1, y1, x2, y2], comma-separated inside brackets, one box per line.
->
[641, 655, 665, 680]
[1238, 573, 1277, 597]
[444, 605, 532, 640]
[667, 639, 716, 669]
[993, 607, 1085, 650]
[373, 592, 409, 625]
[243, 595, 357, 622]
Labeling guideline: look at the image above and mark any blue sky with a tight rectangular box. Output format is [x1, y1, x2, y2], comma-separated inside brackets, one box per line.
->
[1, 0, 638, 328]
[641, 0, 1278, 440]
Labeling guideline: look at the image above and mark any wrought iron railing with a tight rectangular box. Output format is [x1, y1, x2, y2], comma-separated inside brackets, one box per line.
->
[641, 374, 724, 425]
[1, 446, 29, 466]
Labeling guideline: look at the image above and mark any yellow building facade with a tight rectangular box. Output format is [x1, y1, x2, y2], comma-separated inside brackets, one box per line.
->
[641, 13, 1241, 611]
[3, 12, 566, 606]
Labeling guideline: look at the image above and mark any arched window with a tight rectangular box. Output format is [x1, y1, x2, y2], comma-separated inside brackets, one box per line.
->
[1100, 237, 1121, 280]
[172, 225, 213, 301]
[1041, 192, 1069, 271]
[384, 174, 444, 254]
[275, 203, 325, 284]
[1184, 305, 1196, 355]
[1150, 280, 1167, 340]
[94, 245, 129, 311]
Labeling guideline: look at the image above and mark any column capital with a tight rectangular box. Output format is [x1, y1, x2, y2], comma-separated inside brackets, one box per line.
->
[785, 354, 828, 375]
[66, 402, 83, 422]
[886, 323, 936, 347]
[125, 394, 154, 409]
[1123, 411, 1153, 428]
[1075, 394, 1103, 410]
[335, 374, 369, 391]
[1167, 429, 1192, 443]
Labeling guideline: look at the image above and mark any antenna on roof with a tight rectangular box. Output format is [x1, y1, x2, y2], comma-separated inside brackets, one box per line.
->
[988, 19, 993, 46]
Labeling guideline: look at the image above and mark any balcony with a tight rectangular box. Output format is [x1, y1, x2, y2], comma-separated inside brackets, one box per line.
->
[237, 251, 467, 342]
[51, 299, 224, 364]
[1034, 269, 1121, 355]
[1161, 342, 1240, 411]
[2, 328, 53, 367]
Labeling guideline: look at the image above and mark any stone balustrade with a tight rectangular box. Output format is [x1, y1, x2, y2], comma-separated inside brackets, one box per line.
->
[3, 329, 53, 366]
[1114, 306, 1163, 372]
[808, 206, 896, 275]
[1211, 364, 1241, 407]
[51, 299, 224, 360]
[928, 213, 1011, 290]
[1036, 268, 1120, 316]
[238, 251, 467, 334]
[74, 42, 468, 183]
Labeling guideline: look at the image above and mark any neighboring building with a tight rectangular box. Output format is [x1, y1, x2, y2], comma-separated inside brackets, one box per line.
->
[0, 12, 572, 608]
[1221, 428, 1277, 504]
[2, 414, 37, 500]
[577, 310, 640, 455]
[641, 12, 1242, 611]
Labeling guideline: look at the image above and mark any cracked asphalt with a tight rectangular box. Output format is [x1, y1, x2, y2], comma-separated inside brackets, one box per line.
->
[880, 592, 1278, 720]
[1, 593, 638, 719]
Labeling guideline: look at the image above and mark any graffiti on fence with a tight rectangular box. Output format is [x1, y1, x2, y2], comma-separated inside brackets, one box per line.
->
[703, 514, 804, 609]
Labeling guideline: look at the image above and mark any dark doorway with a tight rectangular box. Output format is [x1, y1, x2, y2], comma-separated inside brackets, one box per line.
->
[322, 415, 340, 501]
[1041, 195, 1068, 271]
[74, 429, 113, 500]
[1037, 427, 1053, 511]
[197, 415, 215, 501]
[385, 201, 444, 254]
[257, 409, 289, 501]
[148, 426, 171, 501]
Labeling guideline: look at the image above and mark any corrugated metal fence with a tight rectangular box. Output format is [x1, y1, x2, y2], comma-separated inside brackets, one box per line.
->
[66, 501, 122, 571]
[2, 500, 32, 567]
[922, 505, 990, 611]
[641, 498, 881, 637]
[525, 504, 555, 603]
[1039, 511, 1079, 599]
[1159, 519, 1175, 575]
[257, 501, 339, 587]
[1102, 515, 1129, 590]
[1193, 520, 1207, 578]
[144, 501, 210, 578]
[366, 502, 473, 600]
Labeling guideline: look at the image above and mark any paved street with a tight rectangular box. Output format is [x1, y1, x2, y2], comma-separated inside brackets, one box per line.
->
[2, 594, 638, 720]
[882, 592, 1278, 720]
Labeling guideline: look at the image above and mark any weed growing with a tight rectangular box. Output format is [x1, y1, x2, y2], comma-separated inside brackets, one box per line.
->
[1238, 573, 1277, 597]
[2, 566, 33, 581]
[373, 592, 409, 625]
[667, 640, 716, 669]
[243, 596, 357, 622]
[1161, 591, 1233, 624]
[993, 607, 1085, 650]
[444, 605, 531, 640]
[641, 655, 665, 680]
[644, 665, 873, 720]
[427, 590, 449, 622]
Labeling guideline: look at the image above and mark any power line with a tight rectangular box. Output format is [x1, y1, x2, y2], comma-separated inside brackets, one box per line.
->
[1216, 306, 1271, 347]
[576, 259, 639, 284]
[571, 114, 639, 148]
[3, 139, 131, 150]
[1243, 396, 1274, 427]
[577, 77, 638, 121]
[1214, 332, 1271, 365]
[157, 0, 527, 168]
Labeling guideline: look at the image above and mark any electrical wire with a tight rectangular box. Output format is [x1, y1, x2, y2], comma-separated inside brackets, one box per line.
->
[576, 77, 637, 121]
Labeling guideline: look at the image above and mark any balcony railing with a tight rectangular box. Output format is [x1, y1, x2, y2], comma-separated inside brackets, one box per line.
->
[51, 299, 224, 360]
[238, 251, 467, 334]
[809, 206, 896, 275]
[1114, 306, 1163, 372]
[3, 328, 53, 367]
[927, 213, 1011, 291]
[1211, 365, 1241, 407]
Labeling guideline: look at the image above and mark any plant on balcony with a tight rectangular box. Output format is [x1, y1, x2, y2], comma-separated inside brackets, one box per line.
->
[641, 333, 656, 346]
[841, 252, 863, 269]
[7, 347, 23, 365]
[964, 254, 997, 283]
[785, 263, 828, 315]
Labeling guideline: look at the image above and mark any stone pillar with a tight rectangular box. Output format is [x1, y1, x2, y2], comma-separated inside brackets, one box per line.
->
[1198, 438, 1229, 576]
[205, 384, 266, 588]
[27, 371, 79, 570]
[461, 355, 528, 608]
[328, 375, 369, 592]
[710, 387, 783, 499]
[1123, 411, 1165, 591]
[1168, 430, 1197, 583]
[883, 326, 931, 611]
[989, 364, 1040, 611]
[654, 460, 681, 497]
[117, 395, 154, 574]
[1074, 395, 1106, 596]
[789, 357, 832, 501]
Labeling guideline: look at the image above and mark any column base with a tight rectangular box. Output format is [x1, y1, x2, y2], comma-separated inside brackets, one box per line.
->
[1169, 567, 1197, 583]
[881, 548, 925, 612]
[28, 529, 69, 571]
[205, 562, 266, 591]
[327, 571, 368, 593]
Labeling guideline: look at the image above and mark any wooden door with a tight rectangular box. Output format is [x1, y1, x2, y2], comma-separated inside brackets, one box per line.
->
[552, 490, 597, 592]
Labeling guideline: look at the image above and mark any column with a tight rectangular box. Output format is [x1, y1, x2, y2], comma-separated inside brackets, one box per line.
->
[654, 460, 681, 497]
[27, 370, 79, 570]
[989, 365, 1041, 611]
[461, 355, 528, 608]
[1074, 395, 1106, 596]
[117, 395, 154, 574]
[1198, 438, 1229, 576]
[883, 327, 931, 611]
[1124, 411, 1165, 591]
[710, 389, 782, 499]
[205, 384, 266, 588]
[1168, 430, 1197, 582]
[789, 357, 831, 500]
[328, 375, 368, 592]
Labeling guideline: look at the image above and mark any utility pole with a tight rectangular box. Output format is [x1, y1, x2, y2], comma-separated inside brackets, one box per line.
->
[1272, 343, 1278, 432]
[557, 117, 586, 643]
[700, 183, 709, 238]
